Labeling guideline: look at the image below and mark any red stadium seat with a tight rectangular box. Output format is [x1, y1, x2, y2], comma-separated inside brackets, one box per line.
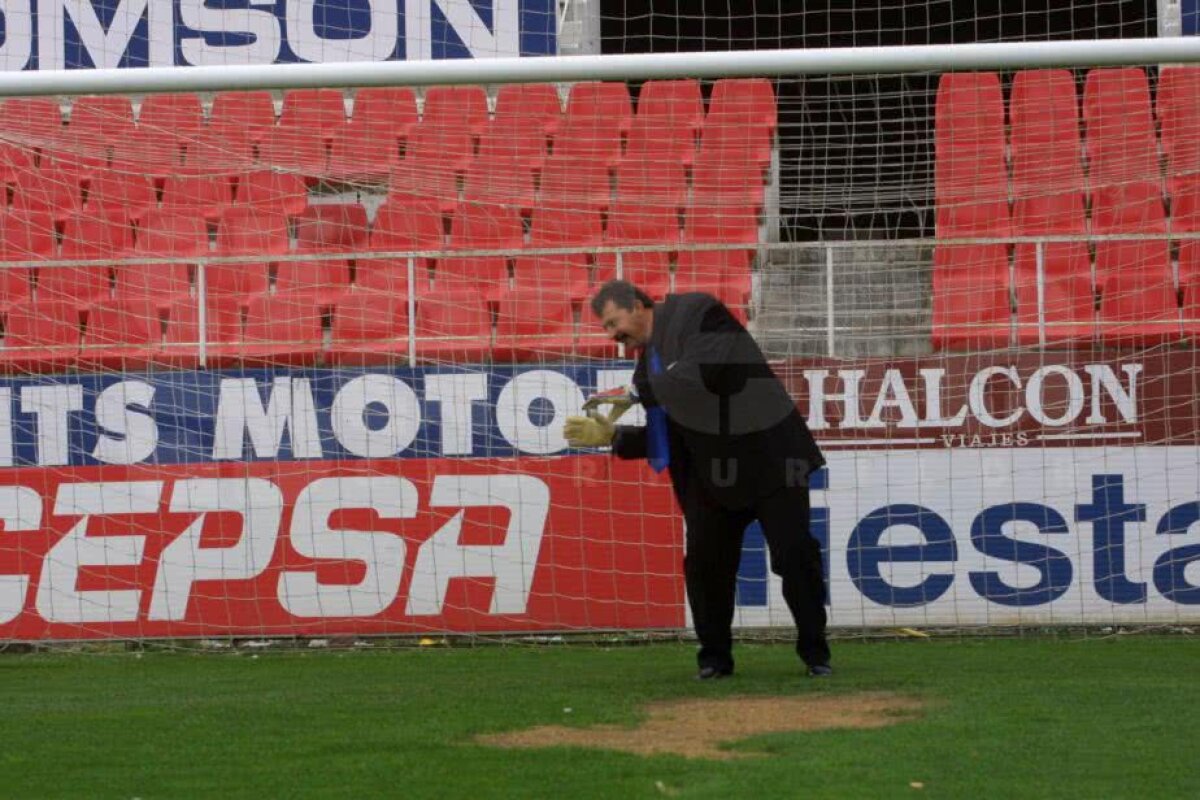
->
[554, 114, 626, 168]
[67, 95, 136, 148]
[0, 211, 55, 309]
[1176, 185, 1200, 285]
[234, 170, 308, 217]
[161, 174, 234, 221]
[350, 87, 418, 145]
[637, 80, 704, 130]
[0, 142, 34, 184]
[115, 261, 191, 304]
[434, 255, 509, 295]
[239, 291, 326, 366]
[494, 83, 562, 139]
[513, 206, 602, 298]
[328, 90, 416, 182]
[476, 117, 550, 172]
[1083, 68, 1158, 188]
[0, 210, 51, 307]
[463, 157, 537, 213]
[422, 86, 489, 138]
[162, 295, 240, 368]
[675, 250, 752, 300]
[933, 244, 1010, 285]
[493, 288, 577, 363]
[328, 127, 399, 184]
[1157, 66, 1200, 154]
[1098, 272, 1180, 347]
[414, 290, 492, 364]
[709, 78, 777, 132]
[256, 131, 328, 179]
[137, 93, 204, 138]
[217, 207, 289, 256]
[0, 265, 31, 309]
[1095, 240, 1172, 289]
[565, 82, 633, 131]
[178, 129, 256, 175]
[1014, 242, 1090, 281]
[78, 296, 163, 371]
[935, 149, 1011, 238]
[932, 269, 1012, 351]
[935, 72, 1005, 155]
[699, 121, 773, 170]
[279, 89, 346, 144]
[329, 292, 411, 366]
[1010, 71, 1085, 219]
[684, 203, 759, 243]
[0, 210, 58, 260]
[359, 198, 445, 295]
[205, 261, 269, 299]
[599, 202, 679, 297]
[11, 160, 83, 220]
[114, 93, 203, 178]
[1083, 67, 1155, 145]
[0, 98, 64, 149]
[275, 259, 351, 296]
[294, 203, 369, 253]
[389, 159, 461, 215]
[38, 264, 110, 307]
[539, 155, 611, 213]
[0, 301, 80, 373]
[623, 114, 698, 169]
[123, 209, 200, 303]
[1087, 137, 1160, 191]
[1014, 272, 1095, 346]
[369, 197, 445, 251]
[615, 155, 688, 208]
[1012, 193, 1087, 235]
[1010, 70, 1081, 145]
[121, 208, 199, 302]
[110, 131, 185, 180]
[438, 203, 522, 295]
[356, 258, 418, 297]
[691, 149, 766, 210]
[450, 201, 524, 250]
[209, 91, 276, 144]
[85, 169, 156, 222]
[1090, 183, 1166, 234]
[137, 209, 209, 257]
[1158, 66, 1200, 192]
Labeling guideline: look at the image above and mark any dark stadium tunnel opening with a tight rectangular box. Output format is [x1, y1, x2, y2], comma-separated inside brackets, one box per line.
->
[602, 0, 1156, 241]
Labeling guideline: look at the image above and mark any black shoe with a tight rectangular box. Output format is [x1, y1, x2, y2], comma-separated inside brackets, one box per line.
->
[696, 666, 733, 681]
[807, 664, 833, 678]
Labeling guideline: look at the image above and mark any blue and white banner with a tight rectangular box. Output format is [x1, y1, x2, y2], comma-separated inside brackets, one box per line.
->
[0, 365, 636, 467]
[0, 0, 557, 71]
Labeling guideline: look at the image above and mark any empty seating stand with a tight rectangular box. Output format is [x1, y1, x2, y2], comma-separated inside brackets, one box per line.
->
[414, 291, 493, 364]
[0, 78, 779, 368]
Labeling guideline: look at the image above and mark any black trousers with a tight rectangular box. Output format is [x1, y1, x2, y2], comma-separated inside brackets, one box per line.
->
[682, 480, 830, 672]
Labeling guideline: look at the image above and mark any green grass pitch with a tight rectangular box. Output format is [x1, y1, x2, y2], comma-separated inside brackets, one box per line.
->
[2, 636, 1197, 799]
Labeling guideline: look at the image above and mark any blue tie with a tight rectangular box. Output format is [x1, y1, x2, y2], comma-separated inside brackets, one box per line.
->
[646, 345, 670, 473]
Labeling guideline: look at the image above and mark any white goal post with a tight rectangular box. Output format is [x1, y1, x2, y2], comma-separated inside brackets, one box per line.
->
[0, 37, 1197, 97]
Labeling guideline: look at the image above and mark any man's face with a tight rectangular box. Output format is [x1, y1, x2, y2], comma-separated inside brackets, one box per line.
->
[599, 300, 652, 348]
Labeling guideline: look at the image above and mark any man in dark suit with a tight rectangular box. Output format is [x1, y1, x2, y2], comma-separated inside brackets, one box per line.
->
[564, 280, 831, 679]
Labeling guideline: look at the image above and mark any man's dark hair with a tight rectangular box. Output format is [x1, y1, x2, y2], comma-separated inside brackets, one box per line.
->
[590, 280, 655, 317]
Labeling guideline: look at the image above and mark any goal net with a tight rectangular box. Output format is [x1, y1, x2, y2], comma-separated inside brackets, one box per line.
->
[1, 26, 1199, 642]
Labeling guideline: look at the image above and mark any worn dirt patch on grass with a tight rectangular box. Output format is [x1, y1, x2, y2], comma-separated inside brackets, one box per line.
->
[477, 692, 925, 760]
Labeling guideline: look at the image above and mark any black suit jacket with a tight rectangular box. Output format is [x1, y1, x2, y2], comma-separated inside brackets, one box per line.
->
[611, 292, 825, 510]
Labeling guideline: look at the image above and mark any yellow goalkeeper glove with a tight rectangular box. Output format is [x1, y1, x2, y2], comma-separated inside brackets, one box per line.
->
[581, 386, 636, 420]
[563, 410, 617, 448]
